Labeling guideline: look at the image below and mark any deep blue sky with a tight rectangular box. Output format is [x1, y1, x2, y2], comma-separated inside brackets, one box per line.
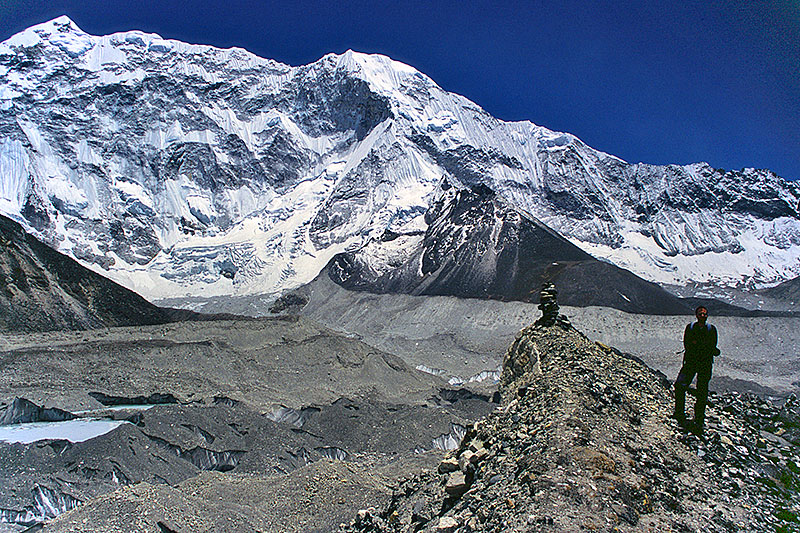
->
[2, 0, 798, 180]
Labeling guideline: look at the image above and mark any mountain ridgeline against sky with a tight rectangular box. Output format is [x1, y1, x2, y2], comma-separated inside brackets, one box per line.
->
[1, 17, 799, 311]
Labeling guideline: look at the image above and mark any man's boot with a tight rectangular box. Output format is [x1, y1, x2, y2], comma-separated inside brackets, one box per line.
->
[671, 410, 687, 426]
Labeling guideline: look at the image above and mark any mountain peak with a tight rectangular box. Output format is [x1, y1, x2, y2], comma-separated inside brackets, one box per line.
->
[320, 49, 432, 94]
[1, 18, 798, 309]
[2, 15, 91, 54]
[22, 15, 82, 35]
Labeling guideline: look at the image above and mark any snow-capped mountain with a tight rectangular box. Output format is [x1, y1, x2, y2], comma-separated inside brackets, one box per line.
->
[327, 183, 706, 314]
[1, 16, 798, 307]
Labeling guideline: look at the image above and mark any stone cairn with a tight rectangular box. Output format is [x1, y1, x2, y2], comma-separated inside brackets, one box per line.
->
[534, 282, 571, 329]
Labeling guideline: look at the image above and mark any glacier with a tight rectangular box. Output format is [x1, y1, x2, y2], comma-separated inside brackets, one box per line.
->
[0, 16, 798, 307]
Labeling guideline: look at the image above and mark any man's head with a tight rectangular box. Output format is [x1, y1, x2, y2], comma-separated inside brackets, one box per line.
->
[695, 306, 708, 324]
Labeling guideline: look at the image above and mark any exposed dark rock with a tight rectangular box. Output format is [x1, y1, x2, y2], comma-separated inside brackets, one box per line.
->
[0, 423, 199, 528]
[87, 392, 179, 407]
[327, 186, 747, 315]
[0, 213, 224, 333]
[212, 396, 240, 407]
[0, 390, 492, 529]
[410, 134, 525, 189]
[0, 398, 75, 426]
[269, 293, 309, 314]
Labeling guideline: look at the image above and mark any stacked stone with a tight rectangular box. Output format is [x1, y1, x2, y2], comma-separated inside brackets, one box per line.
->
[534, 283, 571, 328]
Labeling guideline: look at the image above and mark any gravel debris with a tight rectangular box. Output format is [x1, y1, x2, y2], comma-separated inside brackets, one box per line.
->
[345, 318, 800, 532]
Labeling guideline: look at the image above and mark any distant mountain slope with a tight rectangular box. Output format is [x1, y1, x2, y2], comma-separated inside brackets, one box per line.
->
[327, 185, 726, 315]
[758, 276, 800, 307]
[0, 214, 199, 332]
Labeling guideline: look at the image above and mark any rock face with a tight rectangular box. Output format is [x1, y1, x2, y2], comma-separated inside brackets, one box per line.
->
[0, 398, 75, 425]
[327, 186, 701, 314]
[345, 298, 800, 531]
[0, 213, 205, 332]
[1, 17, 799, 311]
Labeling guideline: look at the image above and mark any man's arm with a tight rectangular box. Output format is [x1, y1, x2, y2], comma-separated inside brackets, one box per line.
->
[683, 324, 692, 352]
[710, 325, 719, 356]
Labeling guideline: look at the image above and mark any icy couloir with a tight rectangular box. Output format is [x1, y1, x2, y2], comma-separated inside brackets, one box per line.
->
[1, 16, 799, 306]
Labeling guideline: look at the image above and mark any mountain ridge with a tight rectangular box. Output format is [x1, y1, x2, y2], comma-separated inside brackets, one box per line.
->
[327, 183, 716, 315]
[343, 319, 800, 532]
[0, 212, 217, 332]
[1, 16, 798, 309]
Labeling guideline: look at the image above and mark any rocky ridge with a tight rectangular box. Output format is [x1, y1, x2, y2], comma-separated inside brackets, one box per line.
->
[345, 300, 800, 531]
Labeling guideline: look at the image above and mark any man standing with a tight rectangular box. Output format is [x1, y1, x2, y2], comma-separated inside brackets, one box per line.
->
[674, 306, 719, 435]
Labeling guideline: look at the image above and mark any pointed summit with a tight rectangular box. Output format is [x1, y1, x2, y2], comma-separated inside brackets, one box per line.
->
[330, 49, 435, 93]
[5, 15, 82, 42]
[2, 15, 93, 56]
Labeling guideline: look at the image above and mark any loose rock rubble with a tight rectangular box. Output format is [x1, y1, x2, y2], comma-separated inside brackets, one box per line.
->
[345, 296, 800, 531]
[675, 390, 800, 530]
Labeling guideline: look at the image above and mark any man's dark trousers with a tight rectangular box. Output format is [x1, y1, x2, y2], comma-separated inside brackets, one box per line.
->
[674, 359, 712, 426]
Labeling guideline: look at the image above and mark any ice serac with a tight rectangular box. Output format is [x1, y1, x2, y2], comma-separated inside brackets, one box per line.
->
[1, 16, 798, 308]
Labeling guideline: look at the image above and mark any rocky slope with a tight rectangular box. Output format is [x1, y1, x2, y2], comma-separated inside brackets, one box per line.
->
[0, 213, 202, 332]
[1, 301, 797, 531]
[758, 276, 800, 310]
[0, 317, 496, 530]
[344, 311, 800, 531]
[1, 17, 798, 311]
[327, 184, 753, 314]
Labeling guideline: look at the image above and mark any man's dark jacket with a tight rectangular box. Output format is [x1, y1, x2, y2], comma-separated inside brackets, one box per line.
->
[683, 322, 718, 365]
